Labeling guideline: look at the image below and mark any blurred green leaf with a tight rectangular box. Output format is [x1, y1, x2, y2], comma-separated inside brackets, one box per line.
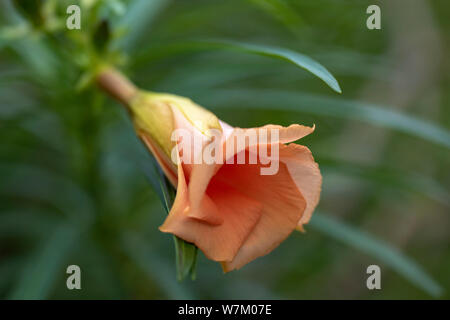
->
[137, 147, 168, 208]
[93, 19, 111, 52]
[0, 210, 59, 237]
[104, 0, 126, 16]
[248, 0, 304, 33]
[0, 24, 30, 49]
[115, 0, 170, 51]
[320, 159, 450, 207]
[8, 224, 78, 299]
[9, 38, 59, 83]
[154, 50, 385, 92]
[0, 0, 59, 82]
[0, 257, 25, 293]
[135, 40, 341, 93]
[122, 233, 195, 299]
[309, 213, 444, 297]
[196, 89, 450, 149]
[11, 0, 44, 27]
[0, 163, 94, 223]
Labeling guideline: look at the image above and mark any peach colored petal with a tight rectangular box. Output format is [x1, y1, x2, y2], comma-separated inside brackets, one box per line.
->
[219, 120, 234, 139]
[220, 124, 315, 164]
[214, 151, 306, 272]
[186, 162, 221, 224]
[187, 123, 315, 198]
[279, 144, 322, 229]
[260, 124, 315, 144]
[186, 125, 230, 223]
[186, 184, 223, 225]
[159, 162, 262, 261]
[170, 105, 206, 177]
[170, 118, 233, 231]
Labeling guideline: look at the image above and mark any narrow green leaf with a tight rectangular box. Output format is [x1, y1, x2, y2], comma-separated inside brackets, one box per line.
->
[153, 50, 386, 92]
[159, 174, 199, 282]
[309, 213, 444, 297]
[8, 224, 78, 299]
[134, 40, 341, 93]
[194, 89, 450, 149]
[137, 143, 168, 208]
[174, 236, 198, 281]
[209, 40, 342, 93]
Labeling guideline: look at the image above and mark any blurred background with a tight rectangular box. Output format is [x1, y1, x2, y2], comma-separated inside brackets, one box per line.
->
[0, 0, 449, 299]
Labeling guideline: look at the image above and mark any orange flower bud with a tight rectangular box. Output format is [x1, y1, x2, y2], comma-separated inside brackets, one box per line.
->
[97, 68, 322, 272]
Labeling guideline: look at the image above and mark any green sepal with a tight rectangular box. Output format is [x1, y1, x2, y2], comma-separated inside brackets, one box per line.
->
[141, 146, 198, 282]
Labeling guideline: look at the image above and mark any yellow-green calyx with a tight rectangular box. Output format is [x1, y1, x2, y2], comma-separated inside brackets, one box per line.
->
[97, 68, 222, 160]
[129, 92, 222, 158]
[129, 92, 176, 158]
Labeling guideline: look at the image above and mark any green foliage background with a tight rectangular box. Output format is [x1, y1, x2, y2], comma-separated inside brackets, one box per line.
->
[0, 0, 449, 299]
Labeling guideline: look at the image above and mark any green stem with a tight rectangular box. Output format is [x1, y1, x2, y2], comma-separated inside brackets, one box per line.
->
[96, 68, 138, 107]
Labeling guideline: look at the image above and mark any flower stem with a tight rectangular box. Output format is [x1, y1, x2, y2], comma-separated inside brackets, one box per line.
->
[96, 67, 138, 106]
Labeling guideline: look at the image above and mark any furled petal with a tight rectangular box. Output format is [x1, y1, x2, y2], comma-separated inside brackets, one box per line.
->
[216, 151, 306, 272]
[222, 124, 315, 160]
[186, 123, 315, 214]
[159, 161, 263, 261]
[171, 108, 231, 224]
